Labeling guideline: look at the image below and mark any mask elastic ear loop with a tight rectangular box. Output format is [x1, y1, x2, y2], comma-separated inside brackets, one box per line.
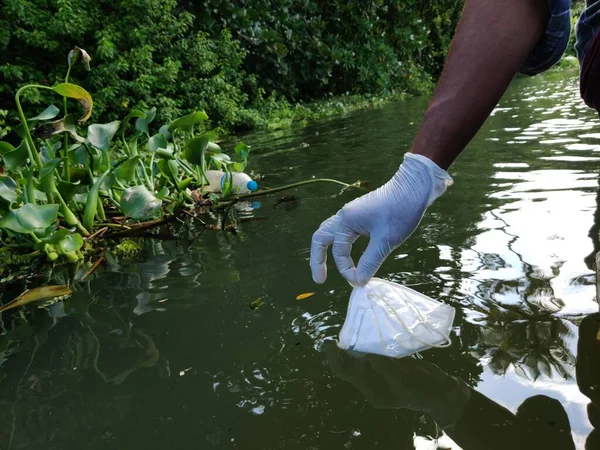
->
[368, 293, 452, 349]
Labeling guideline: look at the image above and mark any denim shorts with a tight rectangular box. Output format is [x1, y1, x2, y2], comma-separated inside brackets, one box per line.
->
[520, 0, 600, 76]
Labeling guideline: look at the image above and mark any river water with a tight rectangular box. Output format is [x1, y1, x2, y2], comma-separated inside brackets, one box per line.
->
[1, 68, 600, 449]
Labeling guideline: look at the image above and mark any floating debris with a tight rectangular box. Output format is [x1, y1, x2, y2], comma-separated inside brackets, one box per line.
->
[0, 285, 73, 313]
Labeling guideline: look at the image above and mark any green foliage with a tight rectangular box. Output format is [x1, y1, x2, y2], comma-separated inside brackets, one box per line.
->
[0, 0, 463, 133]
[0, 50, 255, 266]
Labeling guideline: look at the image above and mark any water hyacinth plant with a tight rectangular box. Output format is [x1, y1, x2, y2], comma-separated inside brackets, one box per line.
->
[0, 47, 361, 274]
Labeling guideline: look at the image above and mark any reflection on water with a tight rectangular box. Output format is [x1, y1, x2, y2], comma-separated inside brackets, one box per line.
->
[1, 68, 600, 448]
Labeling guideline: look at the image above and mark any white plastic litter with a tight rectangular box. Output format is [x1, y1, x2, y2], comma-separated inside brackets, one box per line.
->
[338, 278, 455, 358]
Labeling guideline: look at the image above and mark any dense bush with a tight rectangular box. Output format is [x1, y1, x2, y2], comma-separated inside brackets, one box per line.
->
[0, 0, 464, 132]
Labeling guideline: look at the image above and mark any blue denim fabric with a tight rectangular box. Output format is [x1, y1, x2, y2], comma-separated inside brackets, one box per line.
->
[519, 0, 572, 75]
[575, 1, 600, 65]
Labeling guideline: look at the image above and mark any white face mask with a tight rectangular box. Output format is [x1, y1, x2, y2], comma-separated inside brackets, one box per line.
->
[338, 278, 455, 358]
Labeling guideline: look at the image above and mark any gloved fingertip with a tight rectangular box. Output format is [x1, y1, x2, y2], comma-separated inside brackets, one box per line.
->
[311, 264, 327, 284]
[354, 270, 374, 287]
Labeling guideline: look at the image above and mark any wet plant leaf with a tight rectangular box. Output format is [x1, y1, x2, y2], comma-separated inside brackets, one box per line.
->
[148, 133, 168, 152]
[57, 179, 80, 202]
[0, 176, 18, 204]
[234, 142, 250, 161]
[156, 186, 169, 199]
[168, 111, 208, 133]
[115, 156, 141, 183]
[184, 133, 212, 165]
[0, 203, 59, 233]
[2, 140, 29, 173]
[296, 292, 315, 300]
[121, 185, 162, 220]
[159, 124, 171, 140]
[135, 107, 156, 135]
[87, 121, 121, 151]
[58, 233, 84, 253]
[0, 285, 73, 313]
[51, 83, 93, 122]
[0, 141, 14, 155]
[30, 105, 61, 122]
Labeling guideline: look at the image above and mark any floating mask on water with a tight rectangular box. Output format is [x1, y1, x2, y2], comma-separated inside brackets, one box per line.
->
[338, 278, 455, 358]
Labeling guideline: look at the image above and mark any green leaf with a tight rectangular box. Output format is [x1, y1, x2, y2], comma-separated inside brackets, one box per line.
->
[159, 124, 171, 140]
[87, 121, 121, 151]
[30, 105, 61, 122]
[115, 156, 140, 183]
[68, 145, 89, 168]
[168, 111, 208, 133]
[129, 135, 139, 157]
[231, 162, 245, 173]
[135, 107, 156, 135]
[83, 168, 111, 232]
[156, 160, 171, 181]
[0, 176, 18, 204]
[58, 233, 84, 253]
[148, 133, 168, 152]
[210, 153, 231, 170]
[0, 203, 59, 233]
[121, 110, 146, 137]
[120, 185, 162, 220]
[40, 158, 60, 179]
[156, 186, 169, 200]
[184, 133, 212, 166]
[51, 83, 93, 122]
[57, 180, 80, 202]
[0, 141, 15, 156]
[234, 142, 250, 161]
[2, 140, 29, 173]
[39, 158, 60, 194]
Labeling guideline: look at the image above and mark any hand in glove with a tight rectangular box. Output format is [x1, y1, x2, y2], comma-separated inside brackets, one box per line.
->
[310, 152, 453, 286]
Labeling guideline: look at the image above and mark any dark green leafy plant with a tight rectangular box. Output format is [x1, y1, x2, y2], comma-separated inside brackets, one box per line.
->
[0, 0, 464, 133]
[0, 47, 361, 274]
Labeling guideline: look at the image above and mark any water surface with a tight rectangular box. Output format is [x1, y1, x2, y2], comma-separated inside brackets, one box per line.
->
[2, 68, 600, 449]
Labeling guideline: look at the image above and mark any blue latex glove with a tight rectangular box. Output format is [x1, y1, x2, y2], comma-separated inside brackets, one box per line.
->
[310, 152, 453, 286]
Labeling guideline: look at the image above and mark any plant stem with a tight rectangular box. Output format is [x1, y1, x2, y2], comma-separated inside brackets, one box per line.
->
[28, 232, 42, 244]
[63, 66, 72, 181]
[148, 153, 155, 190]
[217, 178, 360, 206]
[55, 189, 90, 236]
[15, 85, 48, 170]
[103, 215, 176, 238]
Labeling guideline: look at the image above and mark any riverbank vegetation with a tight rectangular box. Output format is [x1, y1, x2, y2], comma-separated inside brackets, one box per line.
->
[0, 0, 464, 136]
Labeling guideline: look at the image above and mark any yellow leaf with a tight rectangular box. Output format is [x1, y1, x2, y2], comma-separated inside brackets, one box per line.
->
[296, 292, 315, 301]
[52, 83, 93, 122]
[0, 285, 72, 313]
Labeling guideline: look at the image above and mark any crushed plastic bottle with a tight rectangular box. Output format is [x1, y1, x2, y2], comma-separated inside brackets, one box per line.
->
[204, 170, 258, 194]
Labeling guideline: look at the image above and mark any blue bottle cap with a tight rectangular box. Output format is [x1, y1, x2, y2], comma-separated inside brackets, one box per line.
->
[247, 180, 258, 192]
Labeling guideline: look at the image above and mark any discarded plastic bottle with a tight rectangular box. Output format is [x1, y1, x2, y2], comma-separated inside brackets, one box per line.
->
[204, 170, 258, 194]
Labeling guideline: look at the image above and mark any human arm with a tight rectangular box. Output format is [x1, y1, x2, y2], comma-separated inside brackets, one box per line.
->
[310, 0, 551, 286]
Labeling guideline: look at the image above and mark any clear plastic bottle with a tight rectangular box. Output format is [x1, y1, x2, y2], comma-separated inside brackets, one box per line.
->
[204, 170, 258, 194]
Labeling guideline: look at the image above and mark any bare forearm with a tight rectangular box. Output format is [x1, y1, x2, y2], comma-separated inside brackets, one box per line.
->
[411, 0, 550, 170]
